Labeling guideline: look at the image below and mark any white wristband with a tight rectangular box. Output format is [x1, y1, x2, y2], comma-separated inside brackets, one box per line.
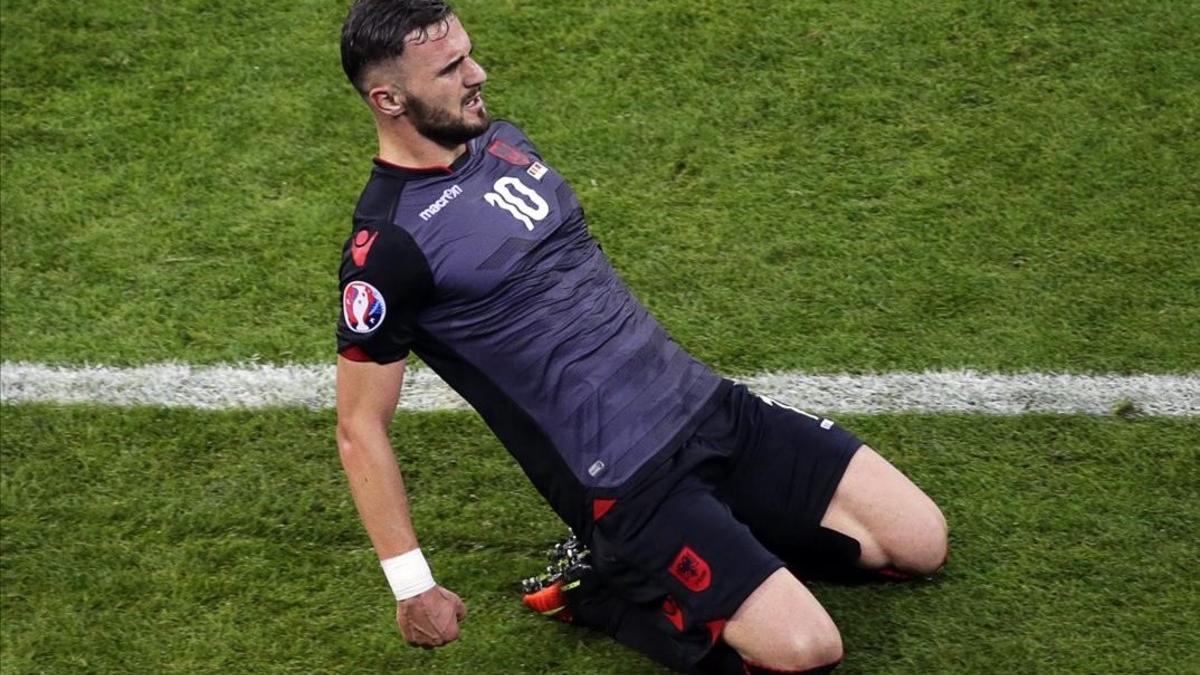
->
[380, 548, 436, 601]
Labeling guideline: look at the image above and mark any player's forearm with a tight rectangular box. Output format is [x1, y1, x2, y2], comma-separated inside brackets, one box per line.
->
[336, 422, 421, 560]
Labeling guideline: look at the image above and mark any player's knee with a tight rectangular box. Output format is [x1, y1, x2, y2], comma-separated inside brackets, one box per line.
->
[900, 501, 949, 575]
[752, 618, 843, 672]
[807, 624, 844, 669]
[780, 623, 844, 672]
[726, 579, 844, 671]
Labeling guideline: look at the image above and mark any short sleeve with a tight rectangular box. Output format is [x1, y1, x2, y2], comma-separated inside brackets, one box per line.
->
[336, 223, 434, 364]
[512, 133, 542, 163]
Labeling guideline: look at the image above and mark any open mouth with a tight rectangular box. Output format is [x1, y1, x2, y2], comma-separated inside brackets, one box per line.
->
[464, 91, 484, 110]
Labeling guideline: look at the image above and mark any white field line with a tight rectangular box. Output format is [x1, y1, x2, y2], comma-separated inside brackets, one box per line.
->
[2, 362, 1198, 416]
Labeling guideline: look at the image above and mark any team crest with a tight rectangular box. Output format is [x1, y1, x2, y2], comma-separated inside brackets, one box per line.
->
[343, 281, 386, 334]
[669, 545, 712, 592]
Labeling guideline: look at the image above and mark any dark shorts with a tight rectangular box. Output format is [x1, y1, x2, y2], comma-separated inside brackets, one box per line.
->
[584, 382, 862, 671]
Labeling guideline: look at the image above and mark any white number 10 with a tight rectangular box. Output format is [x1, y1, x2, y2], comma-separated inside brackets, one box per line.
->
[485, 176, 550, 231]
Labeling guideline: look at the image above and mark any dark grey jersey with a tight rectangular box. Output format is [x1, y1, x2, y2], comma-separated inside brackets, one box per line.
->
[337, 121, 724, 534]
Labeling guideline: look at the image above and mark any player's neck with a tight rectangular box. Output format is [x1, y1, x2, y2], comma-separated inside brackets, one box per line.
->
[376, 125, 466, 171]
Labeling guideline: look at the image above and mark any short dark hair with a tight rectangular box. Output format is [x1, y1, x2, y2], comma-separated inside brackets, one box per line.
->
[340, 0, 454, 95]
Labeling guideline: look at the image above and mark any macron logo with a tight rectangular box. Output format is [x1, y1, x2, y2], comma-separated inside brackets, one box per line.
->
[419, 185, 464, 222]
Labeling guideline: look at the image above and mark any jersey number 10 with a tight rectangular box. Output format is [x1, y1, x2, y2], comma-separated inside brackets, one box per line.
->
[485, 177, 550, 231]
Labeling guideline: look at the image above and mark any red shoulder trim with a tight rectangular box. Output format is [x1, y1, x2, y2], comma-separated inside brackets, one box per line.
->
[487, 139, 531, 166]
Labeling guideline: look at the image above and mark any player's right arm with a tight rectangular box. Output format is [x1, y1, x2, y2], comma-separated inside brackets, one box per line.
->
[335, 355, 467, 648]
[335, 218, 459, 647]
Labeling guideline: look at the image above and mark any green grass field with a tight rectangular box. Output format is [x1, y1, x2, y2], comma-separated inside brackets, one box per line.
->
[3, 408, 1198, 673]
[2, 0, 1198, 673]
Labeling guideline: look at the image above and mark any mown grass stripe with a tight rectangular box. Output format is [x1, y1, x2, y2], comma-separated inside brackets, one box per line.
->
[2, 362, 1197, 416]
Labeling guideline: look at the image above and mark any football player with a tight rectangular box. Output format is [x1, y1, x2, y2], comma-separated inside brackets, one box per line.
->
[334, 2, 947, 672]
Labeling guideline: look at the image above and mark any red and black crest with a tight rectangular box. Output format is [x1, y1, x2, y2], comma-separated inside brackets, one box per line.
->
[669, 545, 711, 592]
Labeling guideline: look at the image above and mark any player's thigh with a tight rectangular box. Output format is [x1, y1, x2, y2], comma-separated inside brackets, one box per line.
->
[723, 568, 843, 670]
[593, 470, 788, 668]
[712, 387, 861, 559]
[819, 445, 948, 573]
[595, 478, 782, 623]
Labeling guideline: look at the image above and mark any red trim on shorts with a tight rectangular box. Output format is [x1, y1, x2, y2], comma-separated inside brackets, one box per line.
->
[339, 345, 373, 362]
[705, 618, 727, 644]
[592, 498, 617, 521]
[661, 597, 685, 632]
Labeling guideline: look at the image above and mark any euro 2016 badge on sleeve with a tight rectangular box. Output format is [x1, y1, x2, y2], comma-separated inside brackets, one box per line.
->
[343, 281, 386, 333]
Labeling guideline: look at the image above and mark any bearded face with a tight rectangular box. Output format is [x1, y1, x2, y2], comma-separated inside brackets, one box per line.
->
[362, 14, 492, 151]
[404, 84, 491, 147]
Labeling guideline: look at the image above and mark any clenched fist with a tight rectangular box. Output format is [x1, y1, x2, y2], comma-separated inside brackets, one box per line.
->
[395, 585, 468, 648]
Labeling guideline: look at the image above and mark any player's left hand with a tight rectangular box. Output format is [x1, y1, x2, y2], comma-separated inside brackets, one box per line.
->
[395, 585, 468, 649]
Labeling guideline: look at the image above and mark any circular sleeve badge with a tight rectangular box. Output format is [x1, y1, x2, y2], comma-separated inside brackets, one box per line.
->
[342, 281, 387, 334]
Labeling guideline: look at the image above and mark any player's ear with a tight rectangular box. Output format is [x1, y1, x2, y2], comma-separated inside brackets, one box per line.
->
[368, 84, 406, 118]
